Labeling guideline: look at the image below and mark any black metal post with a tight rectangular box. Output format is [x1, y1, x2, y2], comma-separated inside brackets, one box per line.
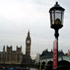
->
[54, 29, 59, 70]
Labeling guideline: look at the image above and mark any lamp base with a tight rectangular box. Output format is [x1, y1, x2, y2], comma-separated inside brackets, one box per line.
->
[51, 24, 63, 29]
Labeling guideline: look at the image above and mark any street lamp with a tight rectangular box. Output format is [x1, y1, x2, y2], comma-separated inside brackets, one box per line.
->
[49, 2, 65, 69]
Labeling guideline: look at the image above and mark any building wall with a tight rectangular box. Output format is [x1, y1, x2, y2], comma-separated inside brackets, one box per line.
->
[0, 46, 22, 64]
[0, 32, 31, 64]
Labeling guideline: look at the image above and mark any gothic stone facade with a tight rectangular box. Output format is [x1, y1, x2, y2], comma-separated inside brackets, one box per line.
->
[25, 31, 31, 64]
[0, 31, 31, 64]
[0, 45, 22, 64]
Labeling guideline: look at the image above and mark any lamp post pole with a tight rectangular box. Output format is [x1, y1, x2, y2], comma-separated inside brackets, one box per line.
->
[54, 29, 59, 69]
[49, 2, 65, 70]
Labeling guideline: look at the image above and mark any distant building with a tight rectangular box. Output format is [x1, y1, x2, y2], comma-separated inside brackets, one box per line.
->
[22, 31, 31, 64]
[0, 45, 22, 64]
[35, 53, 40, 64]
[40, 49, 65, 60]
[65, 50, 70, 56]
[0, 31, 31, 64]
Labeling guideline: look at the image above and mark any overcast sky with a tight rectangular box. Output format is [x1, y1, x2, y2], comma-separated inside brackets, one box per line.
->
[0, 0, 70, 59]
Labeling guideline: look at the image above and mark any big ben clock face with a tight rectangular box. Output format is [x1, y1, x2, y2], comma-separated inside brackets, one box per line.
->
[27, 40, 30, 44]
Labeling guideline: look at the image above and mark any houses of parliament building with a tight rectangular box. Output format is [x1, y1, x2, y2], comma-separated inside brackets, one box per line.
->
[0, 31, 31, 64]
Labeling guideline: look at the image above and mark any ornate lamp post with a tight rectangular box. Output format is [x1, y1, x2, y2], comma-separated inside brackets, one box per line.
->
[49, 2, 65, 70]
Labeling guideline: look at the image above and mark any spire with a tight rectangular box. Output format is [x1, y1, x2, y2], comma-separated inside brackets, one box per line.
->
[26, 30, 31, 39]
[3, 45, 5, 52]
[27, 30, 31, 38]
[27, 30, 30, 37]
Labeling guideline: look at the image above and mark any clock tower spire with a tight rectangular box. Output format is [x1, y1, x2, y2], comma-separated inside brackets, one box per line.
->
[25, 31, 31, 64]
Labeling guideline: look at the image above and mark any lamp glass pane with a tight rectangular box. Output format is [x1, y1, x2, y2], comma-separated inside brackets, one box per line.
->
[51, 11, 55, 24]
[55, 10, 61, 24]
[61, 11, 64, 25]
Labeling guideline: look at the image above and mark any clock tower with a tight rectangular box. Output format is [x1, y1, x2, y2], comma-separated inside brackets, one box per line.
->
[25, 31, 31, 64]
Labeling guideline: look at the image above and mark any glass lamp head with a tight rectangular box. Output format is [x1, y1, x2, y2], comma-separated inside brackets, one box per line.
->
[49, 2, 65, 29]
